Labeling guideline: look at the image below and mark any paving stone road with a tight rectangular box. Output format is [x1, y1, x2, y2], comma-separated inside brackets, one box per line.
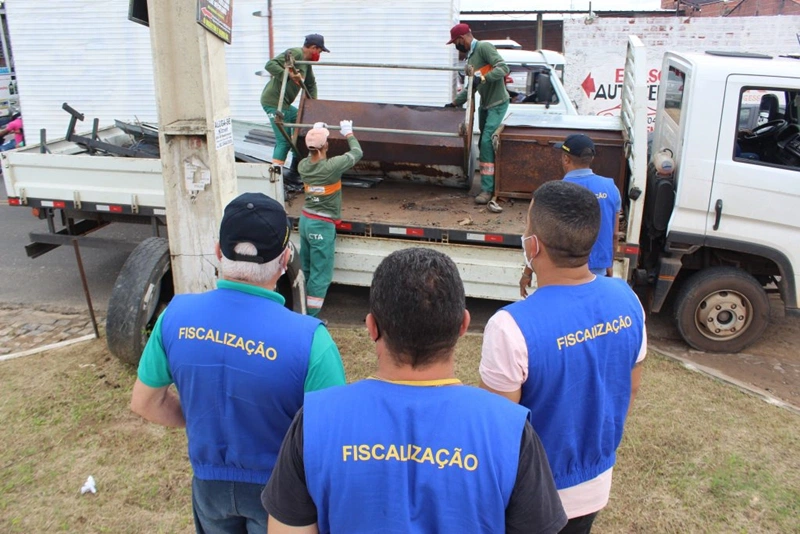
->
[0, 306, 103, 355]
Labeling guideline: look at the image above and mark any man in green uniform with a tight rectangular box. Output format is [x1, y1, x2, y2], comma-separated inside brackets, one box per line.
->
[445, 23, 509, 210]
[261, 34, 329, 177]
[298, 120, 363, 317]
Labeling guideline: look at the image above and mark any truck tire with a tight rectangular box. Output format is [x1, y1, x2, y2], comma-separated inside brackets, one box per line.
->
[674, 267, 769, 353]
[106, 237, 173, 365]
[107, 238, 306, 365]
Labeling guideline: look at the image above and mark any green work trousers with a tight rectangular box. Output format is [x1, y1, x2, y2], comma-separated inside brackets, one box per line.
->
[477, 101, 509, 194]
[262, 104, 298, 164]
[299, 215, 337, 317]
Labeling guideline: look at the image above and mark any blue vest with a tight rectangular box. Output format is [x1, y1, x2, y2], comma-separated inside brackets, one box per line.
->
[504, 277, 643, 489]
[563, 171, 621, 270]
[160, 286, 320, 484]
[303, 379, 529, 534]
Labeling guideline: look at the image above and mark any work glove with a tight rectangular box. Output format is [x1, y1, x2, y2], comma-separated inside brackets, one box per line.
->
[444, 103, 458, 108]
[313, 122, 328, 129]
[339, 120, 354, 137]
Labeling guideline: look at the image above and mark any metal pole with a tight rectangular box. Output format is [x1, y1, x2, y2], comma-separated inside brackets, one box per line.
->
[293, 60, 464, 71]
[267, 0, 274, 58]
[276, 61, 290, 115]
[282, 123, 462, 138]
[145, 0, 238, 294]
[71, 239, 100, 339]
[536, 13, 544, 50]
[286, 53, 314, 99]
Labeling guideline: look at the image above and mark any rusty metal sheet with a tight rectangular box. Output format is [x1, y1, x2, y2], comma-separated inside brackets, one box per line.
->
[495, 126, 626, 199]
[297, 99, 470, 187]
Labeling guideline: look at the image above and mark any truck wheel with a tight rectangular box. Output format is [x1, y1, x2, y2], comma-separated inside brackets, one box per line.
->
[276, 240, 307, 314]
[674, 267, 769, 353]
[106, 237, 173, 365]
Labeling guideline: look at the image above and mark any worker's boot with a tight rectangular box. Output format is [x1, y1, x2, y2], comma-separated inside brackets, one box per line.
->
[474, 191, 492, 205]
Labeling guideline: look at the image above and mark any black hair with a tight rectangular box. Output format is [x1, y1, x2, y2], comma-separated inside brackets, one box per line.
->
[528, 181, 600, 268]
[564, 151, 594, 167]
[369, 248, 465, 368]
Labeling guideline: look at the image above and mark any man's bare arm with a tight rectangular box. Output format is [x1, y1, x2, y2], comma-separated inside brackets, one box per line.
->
[479, 380, 522, 404]
[268, 516, 318, 534]
[130, 379, 186, 428]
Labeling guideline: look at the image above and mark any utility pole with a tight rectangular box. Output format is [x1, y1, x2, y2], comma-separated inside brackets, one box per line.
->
[145, 0, 237, 294]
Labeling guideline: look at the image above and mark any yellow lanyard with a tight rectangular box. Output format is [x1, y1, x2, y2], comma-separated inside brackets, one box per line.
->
[368, 376, 462, 387]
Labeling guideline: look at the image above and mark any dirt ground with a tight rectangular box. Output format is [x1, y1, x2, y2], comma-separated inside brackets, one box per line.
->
[647, 295, 800, 408]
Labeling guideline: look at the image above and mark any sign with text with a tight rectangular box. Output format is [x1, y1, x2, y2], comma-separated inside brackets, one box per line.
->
[197, 0, 233, 44]
[576, 64, 662, 132]
[214, 117, 234, 150]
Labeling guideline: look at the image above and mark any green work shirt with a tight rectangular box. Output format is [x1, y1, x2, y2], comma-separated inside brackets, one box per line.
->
[298, 135, 363, 221]
[137, 279, 345, 392]
[454, 40, 510, 110]
[260, 48, 318, 109]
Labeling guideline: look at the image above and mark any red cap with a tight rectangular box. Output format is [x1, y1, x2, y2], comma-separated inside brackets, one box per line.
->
[447, 23, 471, 45]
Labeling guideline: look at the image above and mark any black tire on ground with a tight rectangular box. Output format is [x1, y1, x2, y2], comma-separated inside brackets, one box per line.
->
[674, 267, 770, 353]
[276, 240, 307, 314]
[106, 237, 173, 366]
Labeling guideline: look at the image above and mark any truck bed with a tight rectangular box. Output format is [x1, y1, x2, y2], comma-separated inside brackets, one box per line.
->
[284, 180, 528, 244]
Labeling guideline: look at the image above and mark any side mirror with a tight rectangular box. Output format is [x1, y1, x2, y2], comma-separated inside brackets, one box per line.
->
[536, 70, 554, 109]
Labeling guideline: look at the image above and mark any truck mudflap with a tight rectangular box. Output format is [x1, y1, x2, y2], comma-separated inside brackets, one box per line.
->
[652, 256, 682, 313]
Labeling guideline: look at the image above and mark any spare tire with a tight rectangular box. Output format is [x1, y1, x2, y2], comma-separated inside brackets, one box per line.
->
[106, 237, 173, 366]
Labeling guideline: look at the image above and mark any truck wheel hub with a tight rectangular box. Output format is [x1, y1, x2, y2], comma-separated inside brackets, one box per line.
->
[695, 290, 751, 340]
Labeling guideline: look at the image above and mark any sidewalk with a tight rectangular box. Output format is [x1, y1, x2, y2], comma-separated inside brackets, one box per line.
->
[0, 305, 103, 356]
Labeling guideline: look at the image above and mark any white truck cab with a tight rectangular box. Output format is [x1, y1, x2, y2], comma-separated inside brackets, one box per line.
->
[498, 46, 576, 117]
[644, 50, 800, 351]
[461, 41, 577, 118]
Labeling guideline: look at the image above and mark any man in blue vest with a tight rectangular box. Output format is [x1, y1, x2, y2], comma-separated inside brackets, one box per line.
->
[262, 248, 567, 534]
[557, 134, 621, 278]
[480, 181, 646, 534]
[130, 192, 346, 534]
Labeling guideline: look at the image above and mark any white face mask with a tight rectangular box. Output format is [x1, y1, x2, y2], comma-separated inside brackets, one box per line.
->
[521, 234, 538, 270]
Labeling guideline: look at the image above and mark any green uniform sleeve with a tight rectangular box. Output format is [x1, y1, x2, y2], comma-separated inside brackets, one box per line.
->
[265, 49, 289, 77]
[136, 312, 173, 388]
[454, 87, 468, 107]
[327, 136, 363, 175]
[480, 42, 509, 83]
[304, 325, 346, 392]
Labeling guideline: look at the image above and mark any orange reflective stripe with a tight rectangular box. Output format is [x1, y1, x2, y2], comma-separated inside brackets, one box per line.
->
[477, 64, 493, 76]
[479, 162, 495, 175]
[304, 181, 342, 195]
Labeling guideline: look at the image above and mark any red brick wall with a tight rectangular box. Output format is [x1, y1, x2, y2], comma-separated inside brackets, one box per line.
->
[661, 0, 800, 17]
[466, 20, 564, 52]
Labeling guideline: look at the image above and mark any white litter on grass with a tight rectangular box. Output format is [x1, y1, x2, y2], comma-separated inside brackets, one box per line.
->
[80, 475, 97, 495]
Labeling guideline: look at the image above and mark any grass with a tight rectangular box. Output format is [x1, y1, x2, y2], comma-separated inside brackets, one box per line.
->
[0, 329, 798, 533]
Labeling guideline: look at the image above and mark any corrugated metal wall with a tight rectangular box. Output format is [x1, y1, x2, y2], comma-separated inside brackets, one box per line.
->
[270, 0, 460, 106]
[6, 1, 158, 140]
[6, 0, 460, 140]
